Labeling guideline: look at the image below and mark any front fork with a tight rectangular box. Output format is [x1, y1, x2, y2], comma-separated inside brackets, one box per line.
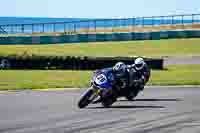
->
[88, 86, 101, 101]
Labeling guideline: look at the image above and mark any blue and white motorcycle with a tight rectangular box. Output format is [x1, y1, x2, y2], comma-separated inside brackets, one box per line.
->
[78, 68, 139, 108]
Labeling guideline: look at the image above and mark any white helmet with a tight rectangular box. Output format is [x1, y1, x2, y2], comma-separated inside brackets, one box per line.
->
[134, 57, 145, 70]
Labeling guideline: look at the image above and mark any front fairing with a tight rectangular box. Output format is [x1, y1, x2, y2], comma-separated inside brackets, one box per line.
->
[92, 69, 114, 90]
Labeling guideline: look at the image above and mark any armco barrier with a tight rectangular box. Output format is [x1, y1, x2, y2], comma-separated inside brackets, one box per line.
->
[112, 33, 133, 41]
[67, 35, 79, 43]
[88, 34, 97, 42]
[134, 32, 151, 40]
[160, 31, 169, 39]
[40, 36, 52, 44]
[79, 34, 88, 42]
[96, 34, 106, 42]
[0, 30, 200, 44]
[0, 56, 163, 70]
[32, 36, 40, 44]
[151, 32, 161, 40]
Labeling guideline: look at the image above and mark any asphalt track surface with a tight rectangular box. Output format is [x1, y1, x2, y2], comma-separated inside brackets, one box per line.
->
[0, 87, 200, 133]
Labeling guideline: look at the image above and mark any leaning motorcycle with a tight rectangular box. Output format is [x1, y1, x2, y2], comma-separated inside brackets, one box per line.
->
[78, 70, 117, 108]
[78, 68, 141, 108]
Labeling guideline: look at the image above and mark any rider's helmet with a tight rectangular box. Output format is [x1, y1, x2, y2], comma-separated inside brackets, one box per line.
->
[112, 62, 127, 78]
[134, 57, 145, 70]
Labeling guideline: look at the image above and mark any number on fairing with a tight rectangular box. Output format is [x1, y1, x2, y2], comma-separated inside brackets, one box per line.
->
[95, 74, 107, 85]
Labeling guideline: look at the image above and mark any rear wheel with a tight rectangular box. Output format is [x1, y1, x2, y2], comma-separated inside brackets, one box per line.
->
[101, 95, 116, 108]
[102, 99, 115, 108]
[126, 89, 140, 101]
[126, 95, 136, 101]
[78, 88, 94, 108]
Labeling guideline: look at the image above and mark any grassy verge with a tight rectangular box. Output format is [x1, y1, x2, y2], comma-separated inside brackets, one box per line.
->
[0, 38, 200, 58]
[0, 70, 91, 90]
[149, 65, 200, 86]
[0, 64, 199, 90]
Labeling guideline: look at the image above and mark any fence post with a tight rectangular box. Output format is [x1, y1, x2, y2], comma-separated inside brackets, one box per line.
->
[32, 24, 34, 33]
[53, 23, 56, 32]
[113, 19, 115, 33]
[111, 19, 113, 33]
[74, 23, 76, 33]
[124, 18, 127, 27]
[181, 15, 184, 29]
[152, 17, 154, 27]
[181, 15, 184, 25]
[132, 18, 135, 32]
[64, 23, 66, 33]
[103, 19, 106, 34]
[21, 24, 24, 33]
[42, 24, 45, 33]
[192, 14, 194, 24]
[161, 16, 165, 25]
[11, 25, 13, 33]
[86, 21, 89, 34]
[142, 17, 144, 27]
[94, 20, 97, 32]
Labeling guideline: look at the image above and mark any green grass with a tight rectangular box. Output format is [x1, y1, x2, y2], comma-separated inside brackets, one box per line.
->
[0, 65, 199, 90]
[149, 65, 200, 86]
[0, 38, 200, 57]
[0, 70, 91, 90]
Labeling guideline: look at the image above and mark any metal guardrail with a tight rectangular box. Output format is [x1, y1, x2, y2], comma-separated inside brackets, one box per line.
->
[0, 14, 200, 35]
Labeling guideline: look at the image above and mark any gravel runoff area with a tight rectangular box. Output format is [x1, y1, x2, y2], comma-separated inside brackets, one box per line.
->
[0, 86, 200, 133]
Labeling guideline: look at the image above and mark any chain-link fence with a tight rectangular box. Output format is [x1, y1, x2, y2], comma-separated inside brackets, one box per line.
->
[0, 14, 200, 35]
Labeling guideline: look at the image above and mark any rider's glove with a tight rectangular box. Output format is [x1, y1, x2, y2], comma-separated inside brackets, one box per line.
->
[134, 77, 144, 86]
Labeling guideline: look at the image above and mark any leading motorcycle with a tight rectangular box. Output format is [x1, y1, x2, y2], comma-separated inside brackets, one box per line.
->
[77, 68, 140, 108]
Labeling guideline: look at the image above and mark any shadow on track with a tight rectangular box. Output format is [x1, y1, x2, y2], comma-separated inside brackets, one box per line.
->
[87, 105, 165, 109]
[118, 98, 182, 102]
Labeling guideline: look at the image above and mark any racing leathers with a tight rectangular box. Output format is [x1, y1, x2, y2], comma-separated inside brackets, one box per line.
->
[128, 63, 151, 91]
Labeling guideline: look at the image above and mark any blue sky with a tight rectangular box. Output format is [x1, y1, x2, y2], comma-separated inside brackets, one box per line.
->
[1, 0, 200, 18]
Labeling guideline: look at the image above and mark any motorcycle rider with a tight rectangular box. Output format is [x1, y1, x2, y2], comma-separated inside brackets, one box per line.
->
[112, 58, 150, 100]
[112, 58, 150, 91]
[92, 62, 128, 103]
[92, 62, 128, 91]
[112, 62, 129, 90]
[129, 57, 151, 91]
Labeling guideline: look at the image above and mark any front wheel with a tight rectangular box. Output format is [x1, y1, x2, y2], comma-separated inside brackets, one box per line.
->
[78, 88, 94, 108]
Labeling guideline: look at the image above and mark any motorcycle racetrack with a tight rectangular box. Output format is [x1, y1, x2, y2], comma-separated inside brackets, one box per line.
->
[0, 86, 200, 133]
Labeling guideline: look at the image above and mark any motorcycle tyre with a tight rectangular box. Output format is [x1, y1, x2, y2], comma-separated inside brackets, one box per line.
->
[78, 88, 94, 108]
[126, 89, 140, 101]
